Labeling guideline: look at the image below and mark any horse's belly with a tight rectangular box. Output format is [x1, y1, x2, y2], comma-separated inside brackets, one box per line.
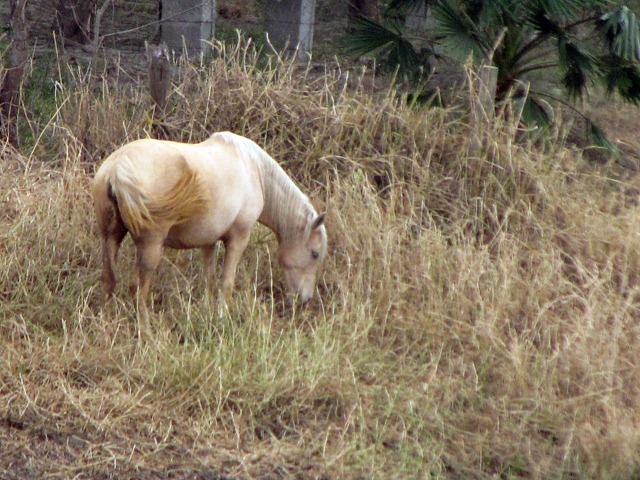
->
[164, 220, 228, 249]
[162, 182, 262, 249]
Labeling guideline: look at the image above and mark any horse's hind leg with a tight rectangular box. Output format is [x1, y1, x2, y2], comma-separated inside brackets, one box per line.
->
[99, 205, 128, 303]
[131, 236, 164, 339]
[101, 233, 126, 300]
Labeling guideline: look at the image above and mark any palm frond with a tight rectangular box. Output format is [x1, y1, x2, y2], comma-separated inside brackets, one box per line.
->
[531, 88, 620, 155]
[339, 14, 426, 82]
[388, 36, 424, 79]
[461, 0, 526, 26]
[600, 55, 640, 104]
[534, 0, 588, 20]
[586, 119, 619, 155]
[528, 6, 564, 37]
[386, 0, 427, 14]
[338, 15, 405, 57]
[431, 0, 489, 62]
[597, 6, 640, 63]
[516, 95, 553, 131]
[557, 38, 598, 99]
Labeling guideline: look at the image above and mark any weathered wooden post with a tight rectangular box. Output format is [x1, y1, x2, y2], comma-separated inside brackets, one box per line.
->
[264, 0, 316, 58]
[161, 0, 217, 56]
[148, 44, 171, 113]
[510, 79, 530, 135]
[148, 43, 172, 138]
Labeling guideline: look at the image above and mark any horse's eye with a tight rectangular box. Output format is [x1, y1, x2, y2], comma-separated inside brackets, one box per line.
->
[311, 250, 319, 260]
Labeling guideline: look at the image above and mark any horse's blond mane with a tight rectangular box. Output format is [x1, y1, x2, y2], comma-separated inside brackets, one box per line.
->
[209, 132, 316, 242]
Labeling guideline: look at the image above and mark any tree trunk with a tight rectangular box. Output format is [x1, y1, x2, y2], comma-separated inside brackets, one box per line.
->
[348, 0, 379, 21]
[1, 0, 29, 148]
[55, 0, 97, 44]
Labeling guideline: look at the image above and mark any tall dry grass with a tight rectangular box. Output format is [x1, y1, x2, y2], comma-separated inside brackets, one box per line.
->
[2, 37, 640, 479]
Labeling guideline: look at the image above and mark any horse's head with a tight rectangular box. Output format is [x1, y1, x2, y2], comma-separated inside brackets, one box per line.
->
[277, 213, 327, 303]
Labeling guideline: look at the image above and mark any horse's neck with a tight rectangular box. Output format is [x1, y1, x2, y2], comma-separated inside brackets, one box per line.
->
[258, 158, 313, 243]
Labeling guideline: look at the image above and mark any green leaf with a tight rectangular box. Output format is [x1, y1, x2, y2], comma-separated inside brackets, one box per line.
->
[597, 6, 640, 63]
[534, 0, 587, 20]
[600, 54, 640, 104]
[388, 37, 423, 78]
[431, 0, 489, 62]
[517, 95, 553, 131]
[557, 38, 597, 99]
[339, 15, 405, 57]
[339, 14, 425, 82]
[528, 7, 564, 37]
[586, 119, 618, 154]
[386, 0, 427, 13]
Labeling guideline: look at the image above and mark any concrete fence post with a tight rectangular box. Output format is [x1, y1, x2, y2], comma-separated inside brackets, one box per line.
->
[469, 65, 498, 155]
[264, 0, 317, 58]
[161, 0, 217, 56]
[405, 2, 428, 35]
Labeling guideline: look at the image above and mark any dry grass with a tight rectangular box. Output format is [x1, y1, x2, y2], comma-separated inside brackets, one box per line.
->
[3, 37, 640, 479]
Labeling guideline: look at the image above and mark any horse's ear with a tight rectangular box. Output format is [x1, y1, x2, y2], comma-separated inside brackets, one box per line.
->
[311, 213, 325, 230]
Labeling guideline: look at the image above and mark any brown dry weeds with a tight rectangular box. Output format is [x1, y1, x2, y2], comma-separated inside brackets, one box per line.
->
[3, 38, 640, 479]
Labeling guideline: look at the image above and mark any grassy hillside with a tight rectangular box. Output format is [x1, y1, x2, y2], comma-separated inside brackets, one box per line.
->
[3, 38, 640, 479]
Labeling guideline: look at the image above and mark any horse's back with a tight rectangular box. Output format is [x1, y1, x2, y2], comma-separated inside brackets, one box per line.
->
[95, 140, 210, 236]
[97, 140, 193, 193]
[166, 140, 266, 245]
[93, 137, 265, 247]
[102, 139, 256, 191]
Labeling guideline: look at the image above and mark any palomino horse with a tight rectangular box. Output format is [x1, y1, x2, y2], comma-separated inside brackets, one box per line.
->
[92, 131, 327, 336]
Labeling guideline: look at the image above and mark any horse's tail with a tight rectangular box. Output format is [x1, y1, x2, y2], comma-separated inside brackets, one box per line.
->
[107, 155, 207, 237]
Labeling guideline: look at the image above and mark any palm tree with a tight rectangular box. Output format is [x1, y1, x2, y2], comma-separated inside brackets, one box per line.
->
[342, 0, 640, 152]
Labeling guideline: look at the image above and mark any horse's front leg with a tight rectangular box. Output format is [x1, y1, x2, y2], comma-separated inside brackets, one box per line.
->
[202, 244, 219, 288]
[202, 244, 220, 310]
[220, 230, 251, 300]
